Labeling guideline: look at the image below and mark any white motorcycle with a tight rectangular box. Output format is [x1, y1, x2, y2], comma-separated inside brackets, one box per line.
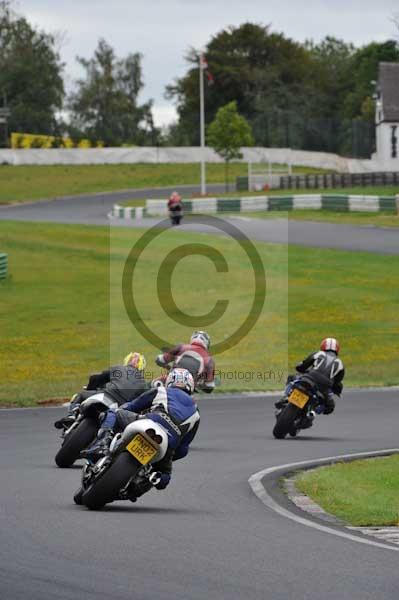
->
[74, 415, 170, 510]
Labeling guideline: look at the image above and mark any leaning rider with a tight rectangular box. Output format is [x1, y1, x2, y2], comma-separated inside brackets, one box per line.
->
[155, 330, 215, 393]
[54, 352, 148, 430]
[277, 338, 345, 426]
[83, 367, 200, 493]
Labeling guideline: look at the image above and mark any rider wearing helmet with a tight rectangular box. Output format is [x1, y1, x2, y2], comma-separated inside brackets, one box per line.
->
[54, 351, 148, 430]
[277, 338, 345, 419]
[155, 331, 215, 393]
[83, 368, 200, 493]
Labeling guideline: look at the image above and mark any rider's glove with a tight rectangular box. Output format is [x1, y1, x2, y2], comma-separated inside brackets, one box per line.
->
[154, 472, 171, 490]
[150, 378, 165, 389]
[155, 354, 167, 367]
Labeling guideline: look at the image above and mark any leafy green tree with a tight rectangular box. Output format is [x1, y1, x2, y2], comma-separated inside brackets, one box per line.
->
[69, 38, 158, 146]
[207, 101, 254, 190]
[0, 0, 64, 142]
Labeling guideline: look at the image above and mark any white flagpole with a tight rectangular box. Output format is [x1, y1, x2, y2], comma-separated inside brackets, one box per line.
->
[199, 53, 206, 195]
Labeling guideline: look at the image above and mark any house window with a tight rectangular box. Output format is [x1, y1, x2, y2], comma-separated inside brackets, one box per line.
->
[391, 125, 397, 158]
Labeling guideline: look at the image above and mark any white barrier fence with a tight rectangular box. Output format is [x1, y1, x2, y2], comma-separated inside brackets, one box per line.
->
[0, 146, 397, 173]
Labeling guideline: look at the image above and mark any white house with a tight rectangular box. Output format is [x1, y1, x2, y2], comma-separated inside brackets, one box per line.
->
[374, 62, 399, 166]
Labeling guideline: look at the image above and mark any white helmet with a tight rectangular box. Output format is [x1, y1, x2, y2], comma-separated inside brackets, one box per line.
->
[190, 330, 210, 350]
[165, 368, 195, 394]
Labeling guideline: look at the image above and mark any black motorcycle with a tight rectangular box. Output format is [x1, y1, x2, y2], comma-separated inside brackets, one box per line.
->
[169, 203, 183, 226]
[273, 377, 325, 439]
[55, 392, 118, 468]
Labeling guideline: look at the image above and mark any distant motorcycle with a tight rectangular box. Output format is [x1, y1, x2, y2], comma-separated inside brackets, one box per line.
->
[273, 377, 326, 439]
[169, 203, 183, 226]
[55, 393, 117, 468]
[168, 191, 183, 225]
[74, 415, 170, 510]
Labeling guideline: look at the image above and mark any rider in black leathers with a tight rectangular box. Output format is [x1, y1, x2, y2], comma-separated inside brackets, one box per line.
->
[54, 352, 148, 430]
[277, 337, 345, 427]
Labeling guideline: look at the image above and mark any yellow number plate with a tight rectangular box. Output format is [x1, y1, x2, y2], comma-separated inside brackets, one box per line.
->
[288, 388, 309, 409]
[126, 434, 157, 465]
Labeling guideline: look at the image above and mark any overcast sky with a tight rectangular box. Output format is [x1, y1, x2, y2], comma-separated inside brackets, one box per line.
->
[16, 0, 399, 127]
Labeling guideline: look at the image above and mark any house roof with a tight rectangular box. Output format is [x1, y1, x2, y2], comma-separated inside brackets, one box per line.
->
[378, 62, 399, 121]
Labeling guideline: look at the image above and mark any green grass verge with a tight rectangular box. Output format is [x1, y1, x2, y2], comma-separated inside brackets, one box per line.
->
[0, 162, 327, 204]
[235, 210, 399, 228]
[296, 455, 399, 526]
[1, 221, 398, 405]
[201, 186, 399, 198]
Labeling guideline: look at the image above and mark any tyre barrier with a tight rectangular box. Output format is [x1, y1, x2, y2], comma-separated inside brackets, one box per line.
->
[110, 194, 399, 220]
[0, 253, 7, 279]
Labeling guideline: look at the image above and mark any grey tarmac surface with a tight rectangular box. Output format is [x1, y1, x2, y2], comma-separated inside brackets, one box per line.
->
[1, 185, 398, 254]
[1, 389, 399, 600]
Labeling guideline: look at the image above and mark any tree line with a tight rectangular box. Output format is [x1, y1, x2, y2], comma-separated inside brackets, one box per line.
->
[1, 1, 398, 156]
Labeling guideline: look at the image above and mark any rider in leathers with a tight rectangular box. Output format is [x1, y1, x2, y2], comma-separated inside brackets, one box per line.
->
[83, 368, 200, 494]
[155, 330, 215, 393]
[54, 352, 148, 430]
[277, 338, 344, 427]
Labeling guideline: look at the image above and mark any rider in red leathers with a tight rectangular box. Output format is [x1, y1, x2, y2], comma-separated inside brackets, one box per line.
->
[155, 331, 215, 393]
[168, 191, 183, 225]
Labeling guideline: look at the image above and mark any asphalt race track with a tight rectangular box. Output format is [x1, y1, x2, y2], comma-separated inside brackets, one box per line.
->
[1, 185, 398, 254]
[1, 390, 399, 600]
[1, 186, 399, 599]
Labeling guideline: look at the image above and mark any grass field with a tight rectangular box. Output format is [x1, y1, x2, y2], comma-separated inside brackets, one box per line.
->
[0, 162, 326, 204]
[296, 455, 399, 526]
[1, 220, 398, 405]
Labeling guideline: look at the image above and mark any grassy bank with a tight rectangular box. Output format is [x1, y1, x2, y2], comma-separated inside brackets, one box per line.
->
[1, 221, 398, 405]
[296, 455, 399, 526]
[0, 163, 326, 204]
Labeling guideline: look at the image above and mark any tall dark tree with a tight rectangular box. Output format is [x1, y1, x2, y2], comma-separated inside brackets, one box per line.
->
[0, 0, 64, 139]
[166, 23, 312, 145]
[343, 40, 399, 120]
[69, 38, 158, 146]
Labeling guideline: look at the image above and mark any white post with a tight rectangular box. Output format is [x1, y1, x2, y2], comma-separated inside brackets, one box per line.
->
[199, 53, 206, 195]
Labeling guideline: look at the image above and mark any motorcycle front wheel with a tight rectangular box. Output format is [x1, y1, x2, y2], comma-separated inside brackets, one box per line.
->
[273, 404, 302, 439]
[82, 452, 140, 510]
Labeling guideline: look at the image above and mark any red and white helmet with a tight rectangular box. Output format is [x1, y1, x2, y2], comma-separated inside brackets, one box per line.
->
[320, 338, 340, 354]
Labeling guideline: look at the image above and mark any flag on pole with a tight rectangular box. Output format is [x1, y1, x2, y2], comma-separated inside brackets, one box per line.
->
[200, 54, 214, 86]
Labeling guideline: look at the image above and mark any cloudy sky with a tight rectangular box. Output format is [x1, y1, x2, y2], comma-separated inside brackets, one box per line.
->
[16, 0, 399, 127]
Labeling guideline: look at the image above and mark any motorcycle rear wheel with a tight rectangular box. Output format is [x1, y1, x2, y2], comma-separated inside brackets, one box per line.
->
[273, 404, 302, 439]
[55, 418, 98, 468]
[82, 452, 140, 510]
